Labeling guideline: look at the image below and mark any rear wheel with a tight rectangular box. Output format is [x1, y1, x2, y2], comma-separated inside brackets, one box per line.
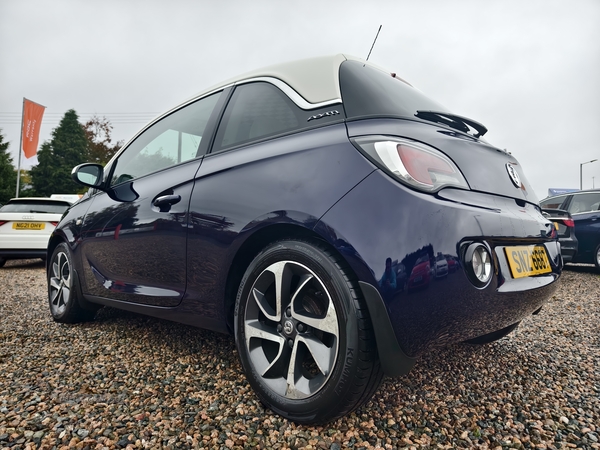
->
[465, 321, 520, 345]
[0, 257, 5, 268]
[235, 239, 383, 424]
[595, 244, 600, 273]
[48, 243, 96, 323]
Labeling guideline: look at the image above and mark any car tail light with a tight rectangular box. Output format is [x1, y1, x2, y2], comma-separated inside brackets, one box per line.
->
[50, 222, 59, 227]
[563, 218, 575, 228]
[0, 221, 7, 227]
[351, 136, 469, 193]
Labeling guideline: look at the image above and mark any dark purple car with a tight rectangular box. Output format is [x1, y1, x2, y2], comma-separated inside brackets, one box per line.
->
[47, 54, 561, 423]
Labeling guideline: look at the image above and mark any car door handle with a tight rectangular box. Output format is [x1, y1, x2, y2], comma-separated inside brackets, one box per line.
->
[153, 195, 181, 208]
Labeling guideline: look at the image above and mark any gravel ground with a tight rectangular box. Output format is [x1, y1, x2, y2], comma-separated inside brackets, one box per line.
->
[0, 259, 598, 450]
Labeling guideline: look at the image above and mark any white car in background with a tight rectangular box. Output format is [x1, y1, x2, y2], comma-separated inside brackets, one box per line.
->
[0, 197, 73, 267]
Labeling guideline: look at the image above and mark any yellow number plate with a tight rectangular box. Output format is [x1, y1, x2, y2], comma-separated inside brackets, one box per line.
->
[504, 245, 551, 279]
[13, 222, 45, 230]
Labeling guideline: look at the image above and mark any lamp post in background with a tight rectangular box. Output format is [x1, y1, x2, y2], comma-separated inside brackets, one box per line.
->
[580, 159, 597, 190]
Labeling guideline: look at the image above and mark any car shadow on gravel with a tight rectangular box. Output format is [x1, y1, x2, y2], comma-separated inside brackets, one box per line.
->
[1, 258, 45, 270]
[563, 263, 599, 274]
[92, 305, 238, 361]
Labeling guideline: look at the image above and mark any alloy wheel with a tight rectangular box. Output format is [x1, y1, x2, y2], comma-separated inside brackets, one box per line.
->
[243, 260, 339, 399]
[49, 251, 72, 316]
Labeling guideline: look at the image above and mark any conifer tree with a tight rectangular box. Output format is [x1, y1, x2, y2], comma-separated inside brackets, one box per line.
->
[30, 110, 88, 196]
[0, 130, 17, 204]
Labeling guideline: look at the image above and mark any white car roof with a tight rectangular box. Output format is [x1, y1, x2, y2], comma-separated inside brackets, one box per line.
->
[6, 197, 72, 204]
[200, 54, 347, 105]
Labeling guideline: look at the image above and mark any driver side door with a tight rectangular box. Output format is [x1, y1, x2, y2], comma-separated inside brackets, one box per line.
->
[79, 91, 225, 307]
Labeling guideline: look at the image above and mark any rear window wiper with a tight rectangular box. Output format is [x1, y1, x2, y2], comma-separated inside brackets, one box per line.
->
[415, 110, 488, 138]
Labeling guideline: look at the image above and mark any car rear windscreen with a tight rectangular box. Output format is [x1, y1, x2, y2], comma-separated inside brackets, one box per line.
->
[0, 200, 70, 214]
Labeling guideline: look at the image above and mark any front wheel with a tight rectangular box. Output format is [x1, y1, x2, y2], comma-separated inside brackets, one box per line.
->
[595, 244, 600, 273]
[48, 243, 96, 323]
[234, 239, 383, 424]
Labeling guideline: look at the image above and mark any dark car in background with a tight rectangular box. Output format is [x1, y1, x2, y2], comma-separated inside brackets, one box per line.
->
[541, 190, 600, 271]
[46, 54, 561, 423]
[542, 208, 578, 263]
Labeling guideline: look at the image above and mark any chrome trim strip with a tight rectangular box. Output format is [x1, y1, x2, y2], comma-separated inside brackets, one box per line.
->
[236, 77, 342, 110]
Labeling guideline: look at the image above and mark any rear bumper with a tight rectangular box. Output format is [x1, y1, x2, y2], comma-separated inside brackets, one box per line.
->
[316, 170, 562, 361]
[0, 234, 51, 250]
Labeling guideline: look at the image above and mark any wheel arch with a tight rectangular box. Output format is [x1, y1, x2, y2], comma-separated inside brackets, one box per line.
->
[222, 221, 416, 377]
[46, 234, 66, 273]
[223, 223, 329, 333]
[47, 233, 98, 313]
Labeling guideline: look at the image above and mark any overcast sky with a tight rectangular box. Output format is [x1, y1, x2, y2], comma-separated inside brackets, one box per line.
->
[1, 0, 599, 200]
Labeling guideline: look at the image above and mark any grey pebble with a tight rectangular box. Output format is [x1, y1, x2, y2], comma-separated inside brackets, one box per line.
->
[0, 258, 598, 449]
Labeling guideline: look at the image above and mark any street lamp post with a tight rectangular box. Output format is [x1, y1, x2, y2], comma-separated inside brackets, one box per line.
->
[580, 159, 598, 190]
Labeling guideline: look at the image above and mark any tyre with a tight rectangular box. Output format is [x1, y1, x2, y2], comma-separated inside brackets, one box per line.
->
[595, 244, 600, 273]
[465, 321, 520, 345]
[48, 242, 96, 323]
[0, 257, 5, 268]
[234, 239, 383, 424]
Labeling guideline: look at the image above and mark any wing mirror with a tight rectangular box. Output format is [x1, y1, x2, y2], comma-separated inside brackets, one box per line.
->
[72, 163, 104, 188]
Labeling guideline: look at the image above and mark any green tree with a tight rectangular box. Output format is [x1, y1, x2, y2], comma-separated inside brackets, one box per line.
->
[30, 109, 88, 196]
[84, 115, 122, 165]
[0, 129, 17, 204]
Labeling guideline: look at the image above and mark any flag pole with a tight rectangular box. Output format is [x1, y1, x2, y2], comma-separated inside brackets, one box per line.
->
[16, 97, 25, 198]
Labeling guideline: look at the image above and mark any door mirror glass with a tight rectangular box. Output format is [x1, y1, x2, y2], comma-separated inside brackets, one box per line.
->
[72, 163, 104, 187]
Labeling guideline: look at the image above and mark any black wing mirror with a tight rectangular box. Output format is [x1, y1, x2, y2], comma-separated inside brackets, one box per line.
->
[72, 163, 104, 188]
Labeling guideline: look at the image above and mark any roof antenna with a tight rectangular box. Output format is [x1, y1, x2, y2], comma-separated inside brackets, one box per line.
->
[366, 25, 382, 61]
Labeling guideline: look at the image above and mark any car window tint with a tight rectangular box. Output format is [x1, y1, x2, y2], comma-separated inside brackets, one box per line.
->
[540, 195, 568, 210]
[0, 201, 70, 213]
[567, 193, 600, 214]
[213, 82, 301, 151]
[110, 92, 221, 186]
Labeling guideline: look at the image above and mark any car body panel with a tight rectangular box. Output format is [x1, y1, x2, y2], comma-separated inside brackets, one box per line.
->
[571, 210, 600, 263]
[316, 170, 560, 357]
[75, 159, 200, 306]
[183, 124, 375, 324]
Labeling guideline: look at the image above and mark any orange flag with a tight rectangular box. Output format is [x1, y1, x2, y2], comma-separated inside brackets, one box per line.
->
[21, 99, 46, 159]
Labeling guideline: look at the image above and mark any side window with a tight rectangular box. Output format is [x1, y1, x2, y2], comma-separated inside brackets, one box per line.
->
[213, 82, 302, 152]
[110, 92, 221, 186]
[567, 193, 600, 214]
[540, 195, 568, 210]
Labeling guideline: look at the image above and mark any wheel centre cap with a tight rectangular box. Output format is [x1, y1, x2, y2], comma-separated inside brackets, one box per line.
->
[283, 320, 294, 336]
